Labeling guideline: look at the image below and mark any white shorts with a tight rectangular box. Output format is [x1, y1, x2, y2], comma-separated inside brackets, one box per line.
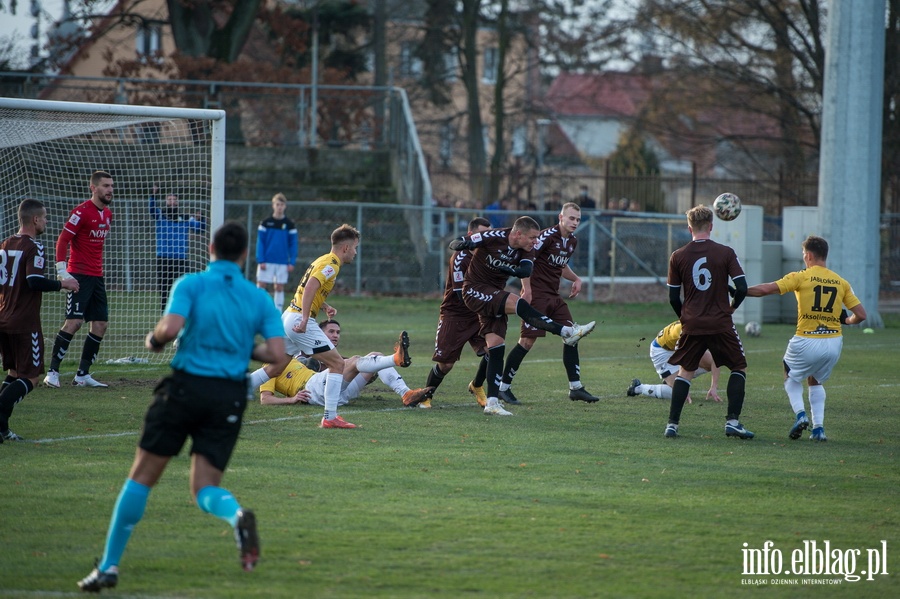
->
[282, 311, 335, 357]
[257, 263, 290, 285]
[304, 371, 348, 406]
[783, 335, 843, 384]
[650, 341, 707, 379]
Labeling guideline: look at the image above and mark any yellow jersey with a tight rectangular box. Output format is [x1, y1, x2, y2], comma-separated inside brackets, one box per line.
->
[775, 265, 861, 338]
[260, 358, 316, 398]
[289, 252, 342, 317]
[655, 321, 682, 351]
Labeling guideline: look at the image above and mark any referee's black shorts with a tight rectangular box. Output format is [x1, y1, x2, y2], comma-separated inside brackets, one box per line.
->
[139, 370, 248, 472]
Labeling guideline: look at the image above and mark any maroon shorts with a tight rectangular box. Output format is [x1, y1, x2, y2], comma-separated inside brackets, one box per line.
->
[669, 328, 747, 373]
[462, 284, 511, 340]
[0, 330, 44, 380]
[520, 295, 573, 339]
[432, 314, 486, 363]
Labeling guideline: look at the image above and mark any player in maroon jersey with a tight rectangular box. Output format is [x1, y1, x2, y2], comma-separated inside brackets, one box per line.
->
[449, 216, 596, 416]
[0, 200, 80, 441]
[498, 203, 600, 405]
[44, 170, 114, 389]
[421, 217, 492, 408]
[665, 204, 752, 439]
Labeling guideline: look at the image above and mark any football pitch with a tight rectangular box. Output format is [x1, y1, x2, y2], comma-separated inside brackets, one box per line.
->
[2, 297, 897, 598]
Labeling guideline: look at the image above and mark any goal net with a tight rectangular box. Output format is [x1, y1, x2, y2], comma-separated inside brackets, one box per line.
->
[0, 98, 225, 368]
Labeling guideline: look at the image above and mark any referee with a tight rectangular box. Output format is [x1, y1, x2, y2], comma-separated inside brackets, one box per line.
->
[78, 221, 285, 593]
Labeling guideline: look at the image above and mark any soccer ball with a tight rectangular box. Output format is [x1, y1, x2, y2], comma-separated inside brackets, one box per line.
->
[744, 321, 762, 337]
[713, 192, 742, 221]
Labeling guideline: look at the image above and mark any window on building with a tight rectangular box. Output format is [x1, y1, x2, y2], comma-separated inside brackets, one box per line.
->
[136, 23, 162, 62]
[482, 46, 498, 84]
[442, 48, 458, 82]
[440, 121, 454, 168]
[399, 41, 423, 79]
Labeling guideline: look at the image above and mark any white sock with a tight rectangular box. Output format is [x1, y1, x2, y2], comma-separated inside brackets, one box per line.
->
[499, 382, 510, 392]
[808, 385, 826, 427]
[569, 382, 584, 391]
[356, 354, 396, 373]
[273, 290, 284, 309]
[377, 368, 408, 395]
[784, 378, 806, 415]
[249, 367, 271, 389]
[343, 374, 367, 403]
[560, 326, 574, 337]
[486, 397, 499, 407]
[641, 384, 672, 399]
[323, 372, 343, 420]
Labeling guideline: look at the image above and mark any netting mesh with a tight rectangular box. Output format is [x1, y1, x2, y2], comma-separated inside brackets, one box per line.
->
[0, 104, 219, 368]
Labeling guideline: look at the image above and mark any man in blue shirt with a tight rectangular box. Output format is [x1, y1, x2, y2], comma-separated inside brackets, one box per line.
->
[78, 221, 285, 593]
[149, 186, 206, 311]
[256, 193, 298, 309]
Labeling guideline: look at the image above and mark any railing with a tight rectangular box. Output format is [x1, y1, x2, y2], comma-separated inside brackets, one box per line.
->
[0, 71, 433, 213]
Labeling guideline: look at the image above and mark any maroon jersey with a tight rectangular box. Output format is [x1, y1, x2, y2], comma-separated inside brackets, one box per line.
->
[668, 238, 745, 335]
[463, 228, 535, 289]
[0, 234, 50, 333]
[56, 199, 112, 276]
[530, 225, 576, 297]
[440, 248, 476, 317]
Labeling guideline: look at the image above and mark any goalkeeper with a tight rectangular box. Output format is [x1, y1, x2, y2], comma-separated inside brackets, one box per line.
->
[259, 320, 432, 407]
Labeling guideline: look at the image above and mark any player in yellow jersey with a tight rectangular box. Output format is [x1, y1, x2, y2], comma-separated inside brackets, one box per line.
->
[248, 224, 413, 429]
[626, 320, 721, 403]
[747, 235, 867, 441]
[258, 320, 431, 407]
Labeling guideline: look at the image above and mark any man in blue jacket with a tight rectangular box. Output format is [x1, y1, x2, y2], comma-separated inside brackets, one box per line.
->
[149, 186, 206, 312]
[256, 193, 298, 309]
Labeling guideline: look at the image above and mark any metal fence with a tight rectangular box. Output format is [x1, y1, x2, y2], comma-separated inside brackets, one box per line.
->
[226, 201, 900, 303]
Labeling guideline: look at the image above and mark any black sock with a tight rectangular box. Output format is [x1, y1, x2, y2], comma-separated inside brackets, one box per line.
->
[502, 344, 529, 385]
[78, 333, 103, 376]
[668, 377, 691, 424]
[514, 299, 563, 335]
[49, 330, 74, 372]
[563, 343, 580, 382]
[0, 378, 34, 430]
[1, 375, 15, 391]
[425, 364, 447, 390]
[486, 345, 506, 400]
[726, 371, 746, 421]
[473, 355, 488, 388]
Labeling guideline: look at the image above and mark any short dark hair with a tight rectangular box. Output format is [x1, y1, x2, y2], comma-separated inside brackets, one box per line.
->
[469, 217, 491, 231]
[331, 224, 361, 246]
[512, 216, 540, 233]
[91, 170, 113, 186]
[319, 319, 341, 329]
[213, 221, 248, 261]
[802, 235, 829, 261]
[18, 198, 45, 226]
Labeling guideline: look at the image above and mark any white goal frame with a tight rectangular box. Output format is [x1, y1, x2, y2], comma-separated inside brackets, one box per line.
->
[0, 98, 225, 368]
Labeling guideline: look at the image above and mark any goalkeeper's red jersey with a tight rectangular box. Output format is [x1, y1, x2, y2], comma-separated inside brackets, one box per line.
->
[56, 199, 113, 277]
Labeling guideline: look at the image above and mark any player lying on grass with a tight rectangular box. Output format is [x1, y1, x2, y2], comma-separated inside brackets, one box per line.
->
[259, 320, 432, 408]
[626, 320, 721, 404]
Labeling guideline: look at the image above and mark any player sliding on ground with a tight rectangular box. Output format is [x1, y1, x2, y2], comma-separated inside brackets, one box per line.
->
[259, 320, 432, 407]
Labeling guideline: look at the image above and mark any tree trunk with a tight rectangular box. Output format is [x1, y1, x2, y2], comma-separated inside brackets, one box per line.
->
[462, 0, 487, 204]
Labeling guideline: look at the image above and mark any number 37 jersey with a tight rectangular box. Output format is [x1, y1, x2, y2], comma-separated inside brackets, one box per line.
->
[775, 265, 861, 338]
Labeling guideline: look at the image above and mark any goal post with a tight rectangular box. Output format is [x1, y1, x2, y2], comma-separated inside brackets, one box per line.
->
[0, 98, 226, 367]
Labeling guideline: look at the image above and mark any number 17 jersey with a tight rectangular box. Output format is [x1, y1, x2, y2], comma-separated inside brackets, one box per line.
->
[775, 265, 861, 338]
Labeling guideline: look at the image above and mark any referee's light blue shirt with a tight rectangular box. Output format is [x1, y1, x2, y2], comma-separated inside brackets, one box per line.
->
[166, 260, 284, 381]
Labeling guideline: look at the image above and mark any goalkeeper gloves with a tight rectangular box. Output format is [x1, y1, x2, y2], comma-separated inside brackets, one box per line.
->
[448, 237, 473, 251]
[56, 261, 73, 280]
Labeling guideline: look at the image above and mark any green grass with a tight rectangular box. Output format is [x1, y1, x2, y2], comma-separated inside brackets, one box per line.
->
[2, 298, 898, 598]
